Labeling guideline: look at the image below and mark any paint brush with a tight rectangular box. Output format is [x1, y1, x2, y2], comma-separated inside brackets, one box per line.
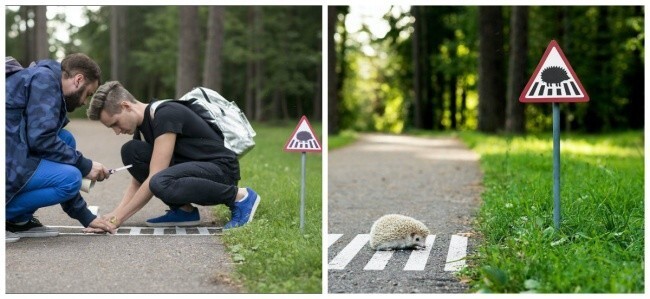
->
[109, 164, 133, 174]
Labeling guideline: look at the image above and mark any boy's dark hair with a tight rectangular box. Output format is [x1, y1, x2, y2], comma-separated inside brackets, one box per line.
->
[61, 53, 101, 83]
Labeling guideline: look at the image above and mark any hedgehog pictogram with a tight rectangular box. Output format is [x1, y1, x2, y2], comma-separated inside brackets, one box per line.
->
[296, 131, 313, 141]
[541, 66, 570, 87]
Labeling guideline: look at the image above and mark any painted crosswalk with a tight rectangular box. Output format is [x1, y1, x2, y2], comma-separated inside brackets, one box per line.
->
[49, 226, 222, 236]
[328, 234, 468, 272]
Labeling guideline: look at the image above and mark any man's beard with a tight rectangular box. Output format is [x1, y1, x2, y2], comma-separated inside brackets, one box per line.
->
[64, 84, 86, 112]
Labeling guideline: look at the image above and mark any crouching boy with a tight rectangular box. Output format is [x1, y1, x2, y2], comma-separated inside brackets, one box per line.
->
[87, 81, 261, 230]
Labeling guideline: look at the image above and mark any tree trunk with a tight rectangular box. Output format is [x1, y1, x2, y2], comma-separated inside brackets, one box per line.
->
[253, 7, 264, 122]
[23, 7, 34, 64]
[411, 6, 424, 129]
[419, 7, 434, 130]
[478, 6, 506, 133]
[313, 59, 322, 121]
[245, 7, 255, 118]
[203, 6, 224, 91]
[449, 74, 457, 130]
[176, 6, 200, 98]
[460, 81, 467, 127]
[505, 6, 528, 134]
[34, 6, 48, 59]
[110, 6, 127, 81]
[328, 6, 339, 134]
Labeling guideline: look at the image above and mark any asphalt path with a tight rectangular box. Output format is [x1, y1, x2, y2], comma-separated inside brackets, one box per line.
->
[5, 120, 241, 293]
[328, 133, 482, 293]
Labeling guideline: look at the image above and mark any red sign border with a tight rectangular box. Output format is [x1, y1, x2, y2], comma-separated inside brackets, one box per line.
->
[519, 40, 589, 103]
[283, 115, 322, 153]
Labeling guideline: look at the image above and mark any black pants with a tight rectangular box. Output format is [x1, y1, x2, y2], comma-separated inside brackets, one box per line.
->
[121, 140, 239, 209]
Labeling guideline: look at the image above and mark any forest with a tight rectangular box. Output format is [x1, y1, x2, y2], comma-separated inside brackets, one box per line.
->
[6, 6, 323, 122]
[328, 6, 644, 134]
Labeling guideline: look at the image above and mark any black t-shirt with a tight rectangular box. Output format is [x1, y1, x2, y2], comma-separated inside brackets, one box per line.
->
[137, 101, 240, 180]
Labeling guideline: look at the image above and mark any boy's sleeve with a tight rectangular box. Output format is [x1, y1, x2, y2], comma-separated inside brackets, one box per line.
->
[60, 194, 96, 227]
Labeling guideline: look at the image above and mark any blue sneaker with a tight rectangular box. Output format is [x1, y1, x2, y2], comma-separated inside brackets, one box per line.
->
[145, 207, 201, 227]
[224, 188, 261, 229]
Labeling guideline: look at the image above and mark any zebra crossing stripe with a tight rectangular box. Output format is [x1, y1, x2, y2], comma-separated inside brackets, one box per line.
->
[403, 235, 436, 271]
[328, 234, 343, 247]
[329, 234, 370, 270]
[444, 235, 468, 272]
[49, 226, 221, 236]
[328, 234, 468, 272]
[364, 250, 394, 270]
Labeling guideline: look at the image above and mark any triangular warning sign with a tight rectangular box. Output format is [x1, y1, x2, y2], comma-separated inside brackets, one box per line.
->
[520, 40, 589, 103]
[284, 115, 322, 153]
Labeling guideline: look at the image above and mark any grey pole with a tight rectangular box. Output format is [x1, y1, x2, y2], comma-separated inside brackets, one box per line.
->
[300, 152, 306, 233]
[553, 102, 561, 229]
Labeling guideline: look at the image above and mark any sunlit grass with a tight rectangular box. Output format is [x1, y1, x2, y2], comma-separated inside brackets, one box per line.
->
[328, 130, 359, 150]
[458, 131, 644, 293]
[214, 123, 322, 293]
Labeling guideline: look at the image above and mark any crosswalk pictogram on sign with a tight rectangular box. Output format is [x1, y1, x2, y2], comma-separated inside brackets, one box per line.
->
[284, 115, 322, 152]
[520, 40, 589, 103]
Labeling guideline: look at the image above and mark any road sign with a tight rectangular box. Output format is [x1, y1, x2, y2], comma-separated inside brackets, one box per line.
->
[284, 115, 321, 233]
[519, 40, 589, 103]
[284, 115, 322, 152]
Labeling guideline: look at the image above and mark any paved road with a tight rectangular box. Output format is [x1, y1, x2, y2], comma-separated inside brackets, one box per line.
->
[328, 134, 482, 293]
[5, 120, 241, 293]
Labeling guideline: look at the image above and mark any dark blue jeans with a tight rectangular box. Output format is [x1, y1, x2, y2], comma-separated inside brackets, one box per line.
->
[6, 129, 82, 223]
[120, 140, 239, 209]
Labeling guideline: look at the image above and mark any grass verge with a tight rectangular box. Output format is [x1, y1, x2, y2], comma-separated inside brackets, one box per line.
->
[214, 123, 322, 293]
[328, 130, 359, 150]
[458, 131, 644, 293]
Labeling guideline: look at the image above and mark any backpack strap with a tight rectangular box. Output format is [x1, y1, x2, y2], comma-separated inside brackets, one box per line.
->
[149, 100, 169, 120]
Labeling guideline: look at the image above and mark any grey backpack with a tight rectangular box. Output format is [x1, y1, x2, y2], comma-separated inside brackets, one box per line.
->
[151, 87, 256, 158]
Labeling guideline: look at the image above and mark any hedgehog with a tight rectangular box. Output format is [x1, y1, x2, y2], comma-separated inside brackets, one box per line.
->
[369, 214, 431, 251]
[296, 131, 313, 141]
[541, 66, 569, 87]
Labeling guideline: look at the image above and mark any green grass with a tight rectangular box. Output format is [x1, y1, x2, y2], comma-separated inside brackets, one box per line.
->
[328, 130, 359, 150]
[458, 131, 644, 293]
[213, 123, 322, 293]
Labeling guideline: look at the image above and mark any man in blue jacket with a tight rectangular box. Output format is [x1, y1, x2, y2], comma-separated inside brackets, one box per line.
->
[6, 53, 116, 243]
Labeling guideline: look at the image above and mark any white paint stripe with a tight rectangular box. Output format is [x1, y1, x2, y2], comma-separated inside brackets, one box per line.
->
[58, 233, 221, 237]
[129, 227, 141, 235]
[328, 234, 370, 270]
[444, 235, 468, 272]
[176, 227, 187, 235]
[153, 228, 165, 235]
[403, 235, 436, 271]
[88, 206, 99, 216]
[49, 226, 221, 230]
[364, 250, 394, 271]
[328, 234, 343, 247]
[198, 227, 210, 235]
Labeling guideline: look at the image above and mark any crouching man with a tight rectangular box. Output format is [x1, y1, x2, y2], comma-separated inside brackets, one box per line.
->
[87, 81, 261, 230]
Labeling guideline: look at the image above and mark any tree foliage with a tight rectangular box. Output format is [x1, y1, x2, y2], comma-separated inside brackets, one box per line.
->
[333, 6, 644, 133]
[5, 6, 322, 121]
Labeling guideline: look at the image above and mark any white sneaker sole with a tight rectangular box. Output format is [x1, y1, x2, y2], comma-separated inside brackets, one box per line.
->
[244, 195, 262, 224]
[6, 237, 21, 243]
[14, 230, 59, 238]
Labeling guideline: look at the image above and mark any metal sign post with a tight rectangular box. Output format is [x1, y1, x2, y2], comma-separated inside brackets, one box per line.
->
[552, 103, 561, 229]
[283, 115, 322, 234]
[520, 40, 589, 230]
[300, 152, 307, 232]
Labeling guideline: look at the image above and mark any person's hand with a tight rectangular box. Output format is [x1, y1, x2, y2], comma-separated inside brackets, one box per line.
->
[83, 217, 117, 234]
[86, 161, 110, 182]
